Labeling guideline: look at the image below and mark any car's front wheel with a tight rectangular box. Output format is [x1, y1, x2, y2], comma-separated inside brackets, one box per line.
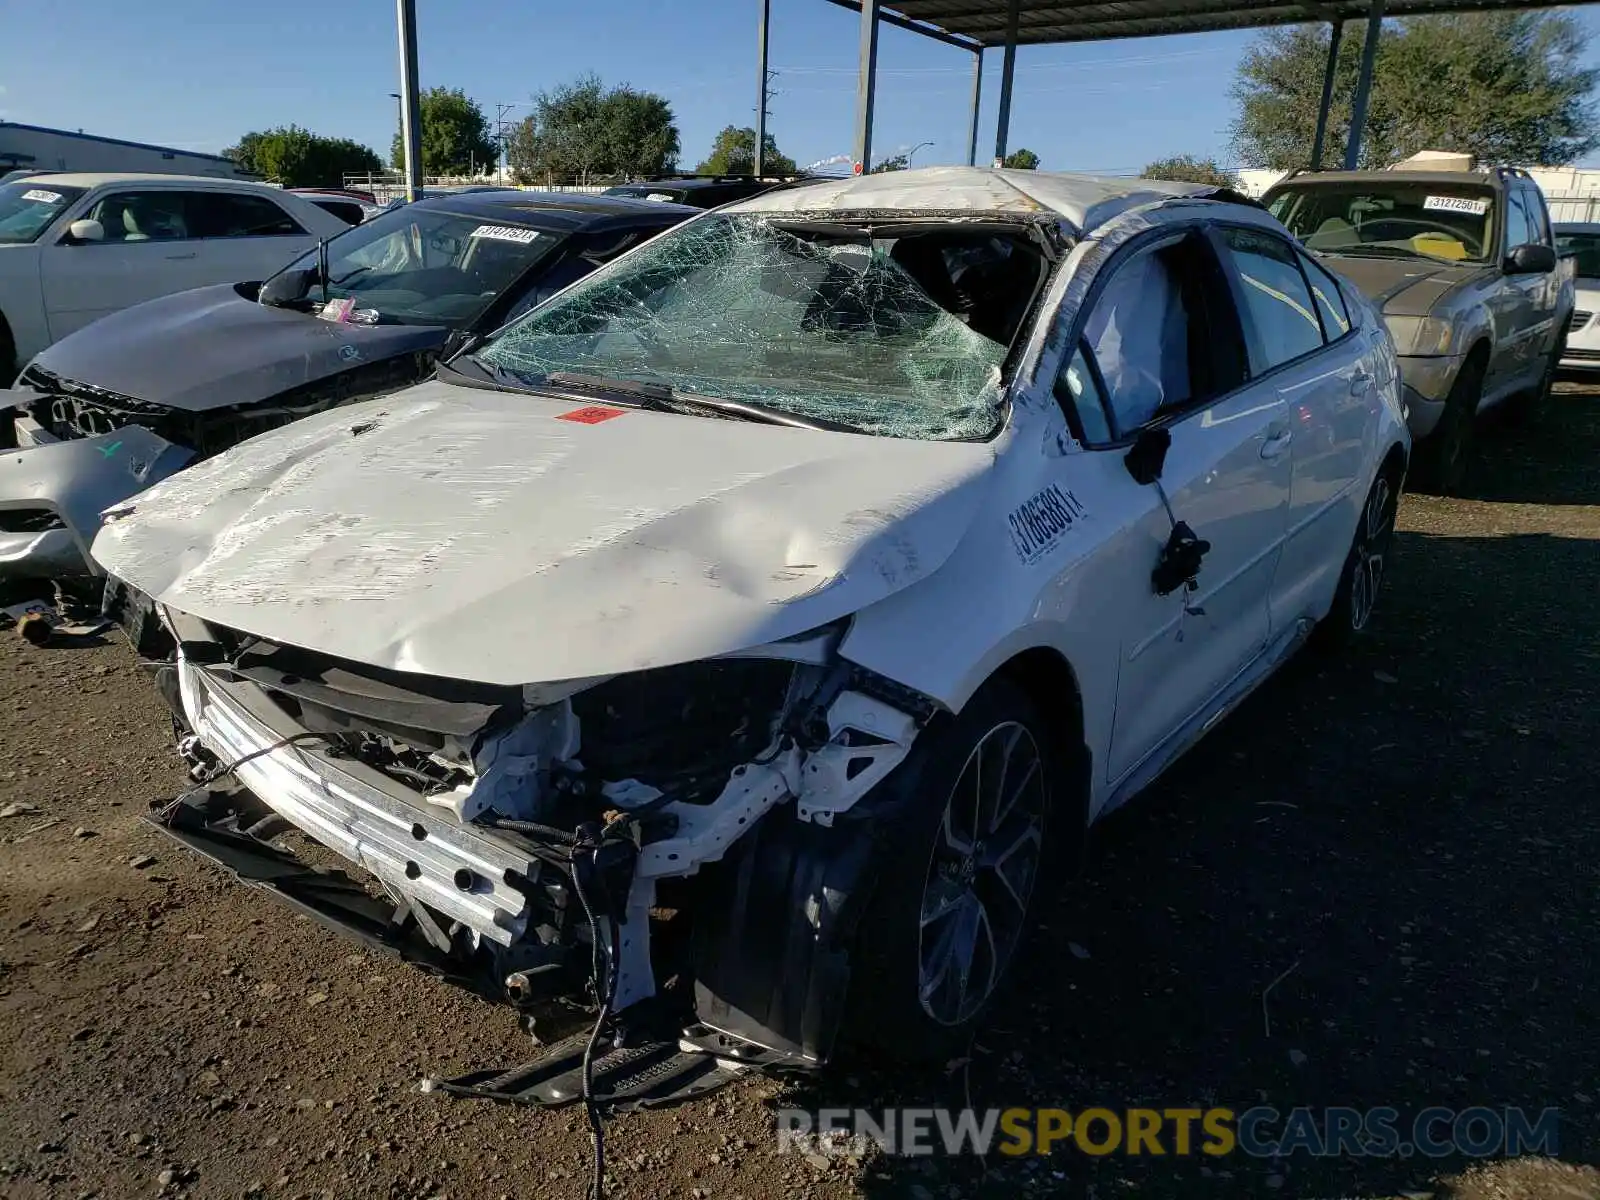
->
[1415, 352, 1484, 495]
[847, 677, 1061, 1062]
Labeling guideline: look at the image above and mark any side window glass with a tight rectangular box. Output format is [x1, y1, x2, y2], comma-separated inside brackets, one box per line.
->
[1052, 342, 1113, 444]
[1522, 187, 1551, 245]
[1504, 193, 1532, 253]
[189, 192, 305, 238]
[1220, 227, 1325, 371]
[86, 190, 190, 242]
[1299, 251, 1352, 340]
[1081, 241, 1196, 433]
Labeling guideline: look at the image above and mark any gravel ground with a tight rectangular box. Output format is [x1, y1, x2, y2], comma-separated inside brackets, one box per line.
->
[1, 387, 1597, 1200]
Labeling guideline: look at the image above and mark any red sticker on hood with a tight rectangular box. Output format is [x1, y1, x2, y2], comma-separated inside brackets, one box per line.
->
[556, 405, 628, 425]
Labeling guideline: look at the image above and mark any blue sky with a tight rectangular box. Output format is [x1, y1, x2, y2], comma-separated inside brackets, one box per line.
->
[4, 0, 1600, 174]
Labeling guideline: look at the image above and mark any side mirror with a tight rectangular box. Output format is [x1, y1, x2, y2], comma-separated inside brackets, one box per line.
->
[1505, 243, 1556, 275]
[66, 218, 105, 244]
[1124, 426, 1172, 485]
[257, 266, 317, 307]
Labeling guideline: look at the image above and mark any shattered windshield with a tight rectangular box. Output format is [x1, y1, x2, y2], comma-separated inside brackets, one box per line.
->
[473, 214, 1041, 440]
[0, 181, 86, 245]
[260, 206, 558, 325]
[1269, 183, 1495, 263]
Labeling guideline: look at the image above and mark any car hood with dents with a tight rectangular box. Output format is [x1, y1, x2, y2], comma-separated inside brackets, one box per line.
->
[1320, 255, 1490, 318]
[90, 380, 997, 685]
[28, 284, 446, 410]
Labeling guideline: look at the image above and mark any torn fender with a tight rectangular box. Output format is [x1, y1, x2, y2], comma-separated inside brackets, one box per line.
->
[90, 381, 998, 685]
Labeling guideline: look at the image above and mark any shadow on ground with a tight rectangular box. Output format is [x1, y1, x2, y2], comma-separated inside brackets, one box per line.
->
[768, 398, 1600, 1198]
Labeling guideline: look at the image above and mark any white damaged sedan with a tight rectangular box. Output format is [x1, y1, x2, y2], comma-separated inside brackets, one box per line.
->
[92, 167, 1408, 1102]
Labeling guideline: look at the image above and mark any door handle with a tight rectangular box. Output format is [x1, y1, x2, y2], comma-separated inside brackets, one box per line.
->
[1350, 370, 1374, 394]
[164, 251, 197, 260]
[1260, 428, 1294, 460]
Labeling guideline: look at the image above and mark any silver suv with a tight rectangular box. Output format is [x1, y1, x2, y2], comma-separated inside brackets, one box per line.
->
[1264, 166, 1573, 492]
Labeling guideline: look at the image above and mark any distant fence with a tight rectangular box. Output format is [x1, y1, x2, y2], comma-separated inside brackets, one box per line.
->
[343, 172, 617, 205]
[1543, 192, 1600, 224]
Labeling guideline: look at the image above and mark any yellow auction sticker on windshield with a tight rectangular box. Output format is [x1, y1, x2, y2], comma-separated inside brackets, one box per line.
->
[1423, 195, 1489, 215]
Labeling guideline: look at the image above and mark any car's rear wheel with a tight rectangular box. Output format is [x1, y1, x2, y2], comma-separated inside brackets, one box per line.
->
[1316, 463, 1400, 649]
[1415, 352, 1484, 495]
[1507, 337, 1563, 428]
[847, 678, 1059, 1062]
[0, 315, 15, 388]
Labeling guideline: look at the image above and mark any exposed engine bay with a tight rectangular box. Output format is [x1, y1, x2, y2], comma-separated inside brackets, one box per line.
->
[116, 584, 937, 1100]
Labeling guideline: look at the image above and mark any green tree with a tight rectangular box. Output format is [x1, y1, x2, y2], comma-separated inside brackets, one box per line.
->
[1002, 148, 1040, 170]
[1141, 154, 1240, 188]
[507, 75, 679, 184]
[390, 87, 498, 176]
[695, 126, 797, 176]
[870, 153, 910, 173]
[223, 126, 382, 187]
[1232, 12, 1599, 170]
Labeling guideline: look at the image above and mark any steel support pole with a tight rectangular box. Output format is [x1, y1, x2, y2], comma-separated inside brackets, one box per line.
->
[853, 0, 881, 173]
[966, 49, 984, 166]
[1344, 0, 1384, 171]
[395, 0, 423, 201]
[755, 0, 771, 176]
[993, 0, 1021, 166]
[1310, 20, 1343, 170]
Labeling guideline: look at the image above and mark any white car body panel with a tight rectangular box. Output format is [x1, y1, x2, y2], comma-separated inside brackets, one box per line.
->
[92, 380, 997, 685]
[1562, 282, 1600, 369]
[0, 173, 346, 364]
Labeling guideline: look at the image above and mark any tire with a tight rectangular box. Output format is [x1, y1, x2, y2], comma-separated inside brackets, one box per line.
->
[1316, 463, 1401, 650]
[1506, 337, 1562, 428]
[0, 316, 15, 388]
[845, 676, 1065, 1063]
[1414, 353, 1484, 496]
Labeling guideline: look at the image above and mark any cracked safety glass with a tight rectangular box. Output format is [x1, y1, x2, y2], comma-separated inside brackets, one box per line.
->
[475, 214, 1020, 440]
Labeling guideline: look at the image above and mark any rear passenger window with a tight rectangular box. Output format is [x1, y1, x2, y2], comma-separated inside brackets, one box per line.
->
[1221, 227, 1325, 372]
[1299, 252, 1352, 340]
[189, 193, 305, 238]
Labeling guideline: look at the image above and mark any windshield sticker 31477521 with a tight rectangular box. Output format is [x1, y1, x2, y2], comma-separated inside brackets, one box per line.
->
[1009, 484, 1088, 564]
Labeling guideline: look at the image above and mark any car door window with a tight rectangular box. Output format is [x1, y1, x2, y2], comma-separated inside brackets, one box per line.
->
[1504, 192, 1533, 253]
[1060, 232, 1246, 440]
[1053, 343, 1114, 443]
[85, 190, 191, 243]
[1219, 227, 1327, 373]
[1521, 186, 1551, 246]
[1299, 252, 1352, 340]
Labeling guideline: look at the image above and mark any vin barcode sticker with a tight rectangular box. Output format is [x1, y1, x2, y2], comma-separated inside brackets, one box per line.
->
[1423, 195, 1489, 215]
[1008, 483, 1089, 564]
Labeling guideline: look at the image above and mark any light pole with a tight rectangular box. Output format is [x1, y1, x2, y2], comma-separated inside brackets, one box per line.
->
[906, 141, 934, 167]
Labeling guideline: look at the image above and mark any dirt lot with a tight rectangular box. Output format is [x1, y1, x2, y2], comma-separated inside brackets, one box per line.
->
[1, 387, 1598, 1200]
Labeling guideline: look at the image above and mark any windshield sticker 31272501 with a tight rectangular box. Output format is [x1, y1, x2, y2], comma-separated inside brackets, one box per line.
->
[1008, 484, 1088, 564]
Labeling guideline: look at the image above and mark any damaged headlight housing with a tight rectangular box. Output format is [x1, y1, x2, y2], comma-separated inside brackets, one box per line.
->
[1386, 315, 1456, 358]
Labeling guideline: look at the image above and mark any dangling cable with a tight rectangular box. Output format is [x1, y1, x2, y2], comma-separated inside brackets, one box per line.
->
[569, 835, 618, 1200]
[155, 731, 326, 826]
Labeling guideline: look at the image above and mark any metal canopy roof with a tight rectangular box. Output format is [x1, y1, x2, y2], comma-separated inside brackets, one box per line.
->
[836, 0, 1585, 48]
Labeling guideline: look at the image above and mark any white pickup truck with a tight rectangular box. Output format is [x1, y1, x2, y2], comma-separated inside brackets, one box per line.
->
[0, 173, 348, 380]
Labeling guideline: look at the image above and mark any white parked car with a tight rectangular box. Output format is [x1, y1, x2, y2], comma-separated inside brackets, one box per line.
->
[93, 168, 1408, 1097]
[0, 173, 348, 377]
[1556, 222, 1600, 370]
